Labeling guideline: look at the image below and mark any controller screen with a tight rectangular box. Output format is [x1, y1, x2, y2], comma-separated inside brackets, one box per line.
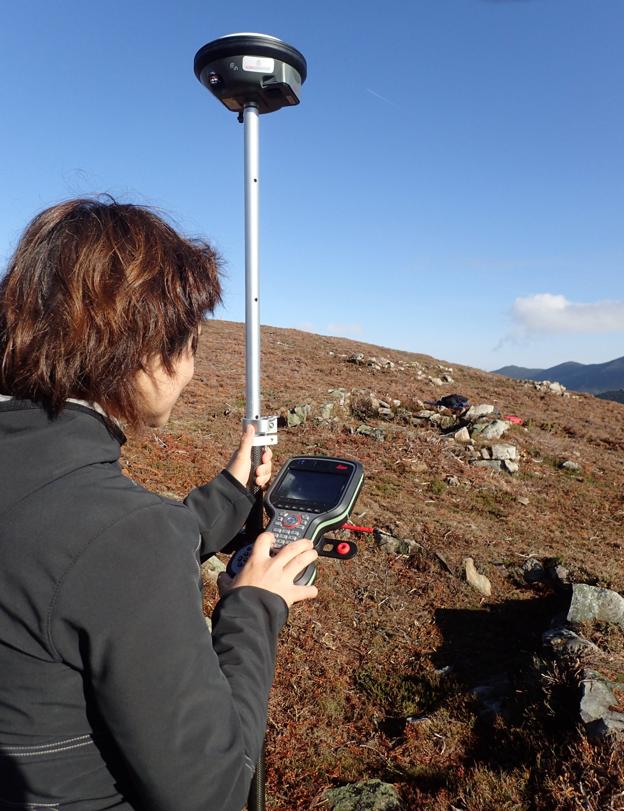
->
[274, 468, 349, 507]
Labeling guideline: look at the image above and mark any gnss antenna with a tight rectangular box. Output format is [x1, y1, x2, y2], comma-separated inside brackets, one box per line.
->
[194, 32, 307, 811]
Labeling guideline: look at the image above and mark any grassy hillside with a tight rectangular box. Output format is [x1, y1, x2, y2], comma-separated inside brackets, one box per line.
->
[122, 320, 624, 810]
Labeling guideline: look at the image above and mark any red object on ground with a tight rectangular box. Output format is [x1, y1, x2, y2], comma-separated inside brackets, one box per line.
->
[342, 523, 374, 533]
[336, 543, 351, 556]
[503, 415, 524, 425]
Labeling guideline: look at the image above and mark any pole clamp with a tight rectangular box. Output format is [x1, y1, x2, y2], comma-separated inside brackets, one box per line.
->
[243, 416, 279, 446]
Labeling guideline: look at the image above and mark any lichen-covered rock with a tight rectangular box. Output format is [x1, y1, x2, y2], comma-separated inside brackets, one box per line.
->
[567, 584, 624, 630]
[328, 388, 351, 406]
[287, 404, 312, 427]
[368, 356, 395, 369]
[561, 460, 582, 472]
[356, 425, 386, 441]
[324, 779, 402, 811]
[490, 443, 518, 461]
[374, 530, 421, 556]
[543, 626, 599, 656]
[472, 460, 503, 471]
[465, 404, 496, 420]
[580, 676, 624, 741]
[479, 420, 511, 440]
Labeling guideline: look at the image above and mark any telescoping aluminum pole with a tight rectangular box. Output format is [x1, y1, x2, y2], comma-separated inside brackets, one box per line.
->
[193, 33, 307, 811]
[243, 101, 267, 547]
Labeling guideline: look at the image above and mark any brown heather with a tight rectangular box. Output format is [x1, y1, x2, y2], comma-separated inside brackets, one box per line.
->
[121, 320, 624, 810]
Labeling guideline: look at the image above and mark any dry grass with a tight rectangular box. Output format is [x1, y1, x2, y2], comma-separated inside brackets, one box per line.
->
[122, 320, 624, 810]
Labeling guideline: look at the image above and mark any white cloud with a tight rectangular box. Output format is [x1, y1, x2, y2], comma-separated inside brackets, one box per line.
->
[510, 293, 624, 335]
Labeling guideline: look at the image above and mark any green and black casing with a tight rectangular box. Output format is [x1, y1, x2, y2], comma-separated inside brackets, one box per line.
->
[264, 456, 365, 585]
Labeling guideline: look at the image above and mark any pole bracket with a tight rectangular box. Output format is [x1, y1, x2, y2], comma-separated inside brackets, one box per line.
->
[243, 416, 279, 446]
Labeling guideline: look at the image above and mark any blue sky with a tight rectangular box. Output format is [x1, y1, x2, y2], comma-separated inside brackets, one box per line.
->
[1, 0, 622, 371]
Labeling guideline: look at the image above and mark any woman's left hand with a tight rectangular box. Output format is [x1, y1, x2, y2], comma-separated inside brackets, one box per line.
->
[226, 424, 273, 490]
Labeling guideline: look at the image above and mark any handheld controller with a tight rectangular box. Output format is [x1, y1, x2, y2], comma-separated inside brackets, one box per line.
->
[227, 456, 364, 586]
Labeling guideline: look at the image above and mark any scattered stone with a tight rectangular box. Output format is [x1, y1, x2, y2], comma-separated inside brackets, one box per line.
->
[454, 427, 471, 443]
[374, 530, 421, 556]
[440, 373, 455, 384]
[435, 551, 454, 573]
[320, 403, 335, 420]
[464, 557, 492, 597]
[395, 407, 413, 423]
[438, 415, 458, 430]
[517, 497, 530, 506]
[429, 377, 445, 386]
[522, 558, 546, 584]
[465, 404, 496, 420]
[324, 779, 402, 811]
[159, 491, 180, 501]
[560, 460, 582, 472]
[347, 352, 365, 365]
[480, 448, 491, 459]
[396, 459, 428, 474]
[546, 562, 570, 589]
[328, 388, 350, 406]
[567, 584, 624, 630]
[490, 443, 518, 461]
[287, 404, 312, 427]
[479, 420, 511, 440]
[392, 399, 401, 407]
[378, 407, 395, 420]
[580, 676, 624, 741]
[543, 626, 599, 656]
[472, 460, 503, 471]
[502, 460, 519, 474]
[368, 356, 395, 369]
[356, 425, 386, 442]
[201, 555, 227, 585]
[526, 379, 568, 396]
[350, 390, 381, 419]
[446, 476, 460, 487]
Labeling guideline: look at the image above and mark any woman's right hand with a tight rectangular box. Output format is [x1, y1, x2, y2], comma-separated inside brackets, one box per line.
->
[222, 532, 319, 608]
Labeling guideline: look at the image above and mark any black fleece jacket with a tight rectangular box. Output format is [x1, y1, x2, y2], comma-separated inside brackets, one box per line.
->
[0, 399, 288, 811]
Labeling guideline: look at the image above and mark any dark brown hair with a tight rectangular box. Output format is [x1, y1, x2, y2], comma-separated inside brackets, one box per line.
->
[0, 197, 222, 426]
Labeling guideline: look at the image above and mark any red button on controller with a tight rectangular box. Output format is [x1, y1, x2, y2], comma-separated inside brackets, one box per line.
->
[336, 542, 351, 556]
[282, 513, 302, 529]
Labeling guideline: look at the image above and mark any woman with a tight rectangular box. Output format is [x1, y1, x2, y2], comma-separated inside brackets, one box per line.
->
[0, 198, 318, 810]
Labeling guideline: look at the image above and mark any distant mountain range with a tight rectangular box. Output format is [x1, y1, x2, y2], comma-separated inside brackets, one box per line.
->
[493, 355, 624, 401]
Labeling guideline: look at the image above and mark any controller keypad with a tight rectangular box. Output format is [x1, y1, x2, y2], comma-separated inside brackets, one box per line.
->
[270, 511, 312, 549]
